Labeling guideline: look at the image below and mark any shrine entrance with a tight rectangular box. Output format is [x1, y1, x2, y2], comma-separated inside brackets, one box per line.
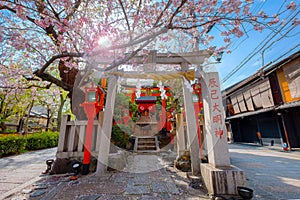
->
[124, 85, 172, 138]
[94, 50, 245, 195]
[135, 96, 158, 137]
[96, 51, 211, 172]
[57, 50, 246, 196]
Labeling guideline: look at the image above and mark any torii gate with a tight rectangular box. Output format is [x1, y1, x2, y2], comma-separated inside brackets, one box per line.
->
[94, 50, 246, 195]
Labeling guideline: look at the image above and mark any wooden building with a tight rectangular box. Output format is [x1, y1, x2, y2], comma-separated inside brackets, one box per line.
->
[223, 51, 300, 149]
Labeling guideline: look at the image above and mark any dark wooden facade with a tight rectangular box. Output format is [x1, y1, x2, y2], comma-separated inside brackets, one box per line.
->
[224, 51, 300, 148]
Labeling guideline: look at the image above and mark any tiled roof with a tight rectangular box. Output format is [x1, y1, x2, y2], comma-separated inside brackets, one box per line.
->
[276, 100, 300, 110]
[226, 100, 300, 120]
[226, 107, 275, 120]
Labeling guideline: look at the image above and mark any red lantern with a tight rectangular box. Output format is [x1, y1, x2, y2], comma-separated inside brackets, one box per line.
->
[80, 83, 104, 175]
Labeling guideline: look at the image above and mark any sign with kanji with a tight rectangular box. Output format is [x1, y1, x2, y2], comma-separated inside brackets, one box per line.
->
[207, 74, 225, 139]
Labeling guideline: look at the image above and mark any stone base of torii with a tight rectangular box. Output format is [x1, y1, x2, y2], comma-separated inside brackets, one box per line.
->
[93, 50, 246, 196]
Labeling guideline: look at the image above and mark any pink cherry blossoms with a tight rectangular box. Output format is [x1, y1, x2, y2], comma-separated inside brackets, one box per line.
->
[0, 0, 298, 93]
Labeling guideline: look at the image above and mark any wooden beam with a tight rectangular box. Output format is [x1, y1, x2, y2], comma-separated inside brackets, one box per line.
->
[91, 50, 212, 65]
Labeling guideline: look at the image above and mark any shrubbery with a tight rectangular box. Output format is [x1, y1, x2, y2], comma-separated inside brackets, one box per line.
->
[0, 131, 59, 157]
[111, 124, 131, 149]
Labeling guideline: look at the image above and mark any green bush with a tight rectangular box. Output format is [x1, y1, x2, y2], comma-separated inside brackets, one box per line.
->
[111, 124, 130, 149]
[0, 135, 26, 157]
[0, 131, 59, 157]
[25, 131, 59, 150]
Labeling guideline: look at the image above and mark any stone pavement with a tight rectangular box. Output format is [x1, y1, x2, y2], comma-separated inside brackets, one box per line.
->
[4, 152, 209, 200]
[0, 147, 57, 199]
[1, 144, 300, 200]
[229, 143, 300, 200]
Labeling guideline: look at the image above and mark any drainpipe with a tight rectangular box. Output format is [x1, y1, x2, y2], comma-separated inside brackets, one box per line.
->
[279, 113, 291, 151]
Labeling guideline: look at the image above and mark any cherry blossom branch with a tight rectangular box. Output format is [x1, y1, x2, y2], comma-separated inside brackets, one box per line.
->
[66, 0, 82, 20]
[154, 0, 172, 27]
[32, 27, 165, 79]
[34, 72, 72, 91]
[0, 3, 59, 45]
[118, 0, 131, 32]
[167, 0, 188, 28]
[136, 0, 142, 17]
[45, 0, 60, 19]
[36, 52, 84, 74]
[0, 4, 36, 24]
[89, 27, 169, 56]
[104, 37, 156, 71]
[0, 83, 52, 90]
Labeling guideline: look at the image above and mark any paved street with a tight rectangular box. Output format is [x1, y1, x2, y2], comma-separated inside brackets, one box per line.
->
[0, 148, 57, 199]
[229, 144, 300, 199]
[32, 153, 208, 200]
[0, 144, 300, 199]
[2, 151, 208, 200]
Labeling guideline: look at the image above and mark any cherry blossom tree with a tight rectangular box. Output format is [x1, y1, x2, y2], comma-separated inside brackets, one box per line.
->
[0, 88, 30, 132]
[0, 0, 298, 118]
[0, 83, 61, 132]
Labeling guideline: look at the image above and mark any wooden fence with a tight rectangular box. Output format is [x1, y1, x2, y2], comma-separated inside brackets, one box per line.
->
[56, 114, 103, 159]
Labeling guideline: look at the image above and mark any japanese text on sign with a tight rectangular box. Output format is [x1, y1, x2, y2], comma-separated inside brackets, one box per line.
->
[208, 76, 224, 139]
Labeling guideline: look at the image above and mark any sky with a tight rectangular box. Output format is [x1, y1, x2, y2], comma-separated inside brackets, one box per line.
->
[213, 0, 300, 89]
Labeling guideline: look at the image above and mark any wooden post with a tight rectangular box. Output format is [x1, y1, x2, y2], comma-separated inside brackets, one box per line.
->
[176, 113, 185, 158]
[146, 50, 157, 71]
[96, 76, 117, 174]
[162, 98, 167, 129]
[280, 114, 292, 151]
[68, 125, 76, 153]
[95, 111, 104, 152]
[181, 62, 201, 175]
[57, 115, 70, 154]
[77, 125, 85, 152]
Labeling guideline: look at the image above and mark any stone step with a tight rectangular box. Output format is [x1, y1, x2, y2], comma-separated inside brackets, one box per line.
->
[138, 141, 156, 145]
[134, 150, 160, 154]
[137, 148, 156, 150]
[138, 142, 156, 146]
[137, 145, 156, 150]
[138, 138, 155, 142]
[134, 136, 160, 153]
[135, 136, 156, 139]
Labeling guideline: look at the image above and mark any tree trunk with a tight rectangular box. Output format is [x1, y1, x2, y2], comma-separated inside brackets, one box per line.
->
[0, 122, 7, 133]
[17, 118, 24, 134]
[71, 71, 87, 120]
[24, 100, 34, 134]
[57, 93, 67, 131]
[58, 60, 86, 120]
[45, 106, 51, 131]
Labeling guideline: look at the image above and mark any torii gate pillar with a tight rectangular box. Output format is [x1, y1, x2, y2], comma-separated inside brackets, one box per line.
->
[96, 76, 117, 174]
[199, 71, 246, 196]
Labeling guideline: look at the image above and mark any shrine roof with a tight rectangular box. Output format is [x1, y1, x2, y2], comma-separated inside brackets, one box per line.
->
[136, 96, 157, 103]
